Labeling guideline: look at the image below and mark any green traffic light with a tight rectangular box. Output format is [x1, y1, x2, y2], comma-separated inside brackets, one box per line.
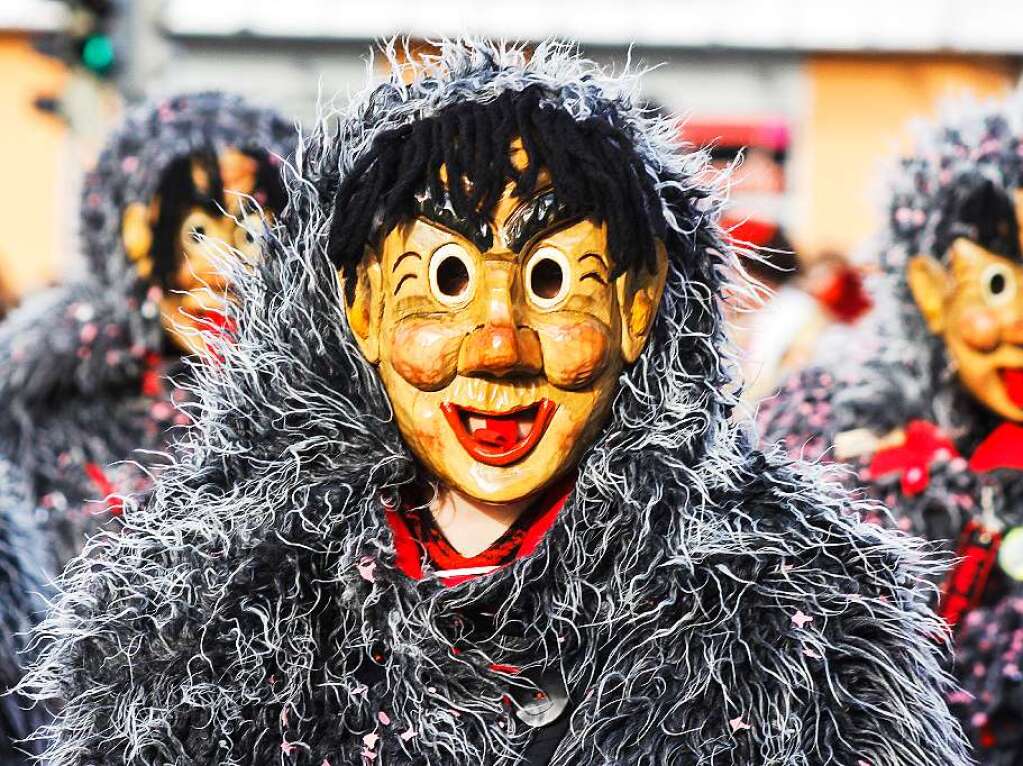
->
[81, 34, 115, 73]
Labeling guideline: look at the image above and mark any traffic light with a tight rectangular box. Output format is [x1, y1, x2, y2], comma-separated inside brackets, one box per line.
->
[70, 0, 118, 77]
[35, 0, 120, 78]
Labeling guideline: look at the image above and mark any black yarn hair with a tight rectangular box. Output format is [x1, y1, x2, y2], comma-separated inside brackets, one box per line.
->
[150, 148, 288, 289]
[328, 85, 676, 303]
[934, 174, 1022, 262]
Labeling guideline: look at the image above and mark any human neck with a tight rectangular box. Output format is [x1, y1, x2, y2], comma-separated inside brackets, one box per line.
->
[429, 486, 532, 558]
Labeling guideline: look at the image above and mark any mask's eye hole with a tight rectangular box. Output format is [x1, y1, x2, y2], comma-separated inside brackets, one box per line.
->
[429, 243, 475, 306]
[525, 246, 571, 309]
[982, 263, 1016, 306]
[191, 225, 206, 241]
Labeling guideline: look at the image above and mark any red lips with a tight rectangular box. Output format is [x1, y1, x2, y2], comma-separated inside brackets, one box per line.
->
[441, 399, 558, 466]
[1001, 368, 1023, 408]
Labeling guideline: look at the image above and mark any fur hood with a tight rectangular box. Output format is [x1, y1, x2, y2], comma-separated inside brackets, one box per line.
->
[798, 93, 1023, 443]
[0, 92, 296, 411]
[80, 91, 295, 287]
[27, 41, 967, 766]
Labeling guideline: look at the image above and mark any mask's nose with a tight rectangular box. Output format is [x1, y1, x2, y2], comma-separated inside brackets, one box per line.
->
[458, 261, 542, 378]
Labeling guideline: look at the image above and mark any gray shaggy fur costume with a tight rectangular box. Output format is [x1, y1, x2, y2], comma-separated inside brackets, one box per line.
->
[27, 42, 968, 765]
[758, 95, 1023, 763]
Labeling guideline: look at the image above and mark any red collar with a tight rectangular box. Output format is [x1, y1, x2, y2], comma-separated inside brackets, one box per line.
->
[969, 421, 1023, 473]
[385, 477, 574, 587]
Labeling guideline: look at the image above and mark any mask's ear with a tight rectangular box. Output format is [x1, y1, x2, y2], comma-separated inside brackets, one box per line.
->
[617, 240, 669, 363]
[122, 201, 154, 277]
[907, 252, 951, 334]
[342, 247, 383, 364]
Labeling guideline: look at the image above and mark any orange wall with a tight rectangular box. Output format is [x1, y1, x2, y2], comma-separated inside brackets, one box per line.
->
[0, 34, 68, 298]
[799, 54, 1019, 258]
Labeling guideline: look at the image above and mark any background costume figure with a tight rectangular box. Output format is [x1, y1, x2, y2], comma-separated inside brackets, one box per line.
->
[758, 95, 1023, 763]
[0, 92, 294, 763]
[0, 91, 294, 570]
[28, 41, 967, 765]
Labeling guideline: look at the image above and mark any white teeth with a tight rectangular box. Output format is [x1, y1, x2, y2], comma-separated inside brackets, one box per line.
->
[468, 415, 488, 434]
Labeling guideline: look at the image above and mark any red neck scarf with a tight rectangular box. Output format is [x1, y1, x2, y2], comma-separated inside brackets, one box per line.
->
[385, 477, 574, 587]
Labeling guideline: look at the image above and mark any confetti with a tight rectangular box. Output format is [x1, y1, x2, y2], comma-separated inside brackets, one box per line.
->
[729, 716, 751, 732]
[791, 611, 813, 629]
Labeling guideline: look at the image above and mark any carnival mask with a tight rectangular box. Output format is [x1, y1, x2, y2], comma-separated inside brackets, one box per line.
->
[345, 147, 667, 503]
[909, 232, 1023, 422]
[121, 149, 271, 355]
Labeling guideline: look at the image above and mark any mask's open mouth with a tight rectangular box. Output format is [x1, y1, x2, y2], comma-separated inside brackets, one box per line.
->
[1001, 368, 1023, 408]
[441, 399, 558, 467]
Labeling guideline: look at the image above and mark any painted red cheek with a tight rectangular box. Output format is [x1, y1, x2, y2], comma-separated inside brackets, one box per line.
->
[540, 320, 612, 389]
[959, 306, 1001, 352]
[390, 321, 464, 390]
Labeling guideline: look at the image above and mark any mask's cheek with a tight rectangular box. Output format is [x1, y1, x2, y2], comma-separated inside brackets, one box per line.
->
[388, 318, 466, 391]
[535, 315, 615, 390]
[956, 305, 1001, 353]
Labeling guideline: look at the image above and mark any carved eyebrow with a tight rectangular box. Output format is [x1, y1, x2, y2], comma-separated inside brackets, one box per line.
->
[393, 272, 418, 296]
[505, 190, 583, 254]
[578, 252, 608, 269]
[392, 251, 421, 272]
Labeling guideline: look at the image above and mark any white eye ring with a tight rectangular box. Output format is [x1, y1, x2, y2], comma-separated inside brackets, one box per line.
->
[981, 263, 1016, 307]
[428, 242, 476, 306]
[525, 246, 571, 309]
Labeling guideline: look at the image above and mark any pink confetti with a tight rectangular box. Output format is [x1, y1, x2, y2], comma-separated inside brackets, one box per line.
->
[357, 557, 376, 583]
[360, 748, 376, 762]
[363, 732, 379, 749]
[399, 726, 416, 741]
[729, 716, 751, 732]
[281, 738, 296, 756]
[791, 611, 813, 629]
[377, 711, 391, 726]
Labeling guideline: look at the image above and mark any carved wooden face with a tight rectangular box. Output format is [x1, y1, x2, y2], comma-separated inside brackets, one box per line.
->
[345, 154, 667, 503]
[121, 149, 270, 355]
[909, 226, 1023, 422]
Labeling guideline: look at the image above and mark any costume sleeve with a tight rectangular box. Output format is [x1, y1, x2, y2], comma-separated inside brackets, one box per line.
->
[0, 279, 157, 410]
[710, 457, 971, 765]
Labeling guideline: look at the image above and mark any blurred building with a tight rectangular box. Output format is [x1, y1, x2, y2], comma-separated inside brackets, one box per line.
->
[2, 0, 1022, 298]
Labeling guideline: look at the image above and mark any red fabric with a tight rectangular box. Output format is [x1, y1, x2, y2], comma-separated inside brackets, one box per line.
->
[384, 508, 423, 580]
[938, 520, 1001, 629]
[84, 462, 123, 516]
[969, 422, 1023, 473]
[384, 477, 574, 586]
[867, 420, 960, 496]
